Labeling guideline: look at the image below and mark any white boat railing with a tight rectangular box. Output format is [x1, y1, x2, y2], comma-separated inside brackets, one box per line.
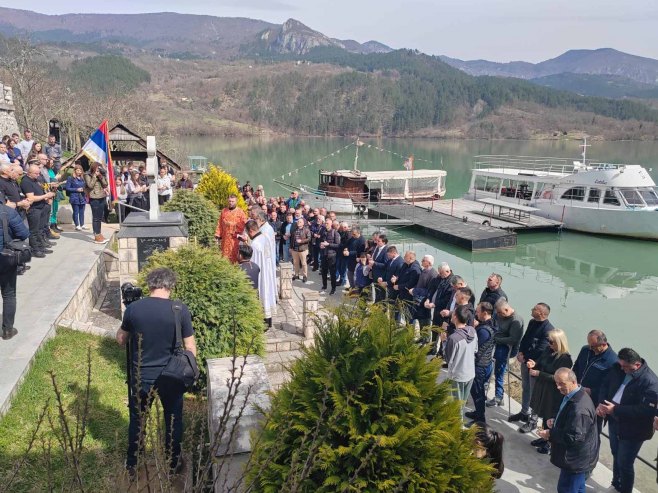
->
[475, 155, 628, 175]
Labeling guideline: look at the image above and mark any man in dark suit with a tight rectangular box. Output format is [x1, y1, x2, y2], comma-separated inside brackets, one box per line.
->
[390, 250, 421, 321]
[538, 368, 598, 493]
[368, 234, 389, 302]
[382, 246, 403, 303]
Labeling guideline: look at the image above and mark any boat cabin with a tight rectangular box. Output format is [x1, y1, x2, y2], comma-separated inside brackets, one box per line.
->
[318, 170, 368, 202]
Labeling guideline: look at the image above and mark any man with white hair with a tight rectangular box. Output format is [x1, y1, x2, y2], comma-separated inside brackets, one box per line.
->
[419, 262, 454, 350]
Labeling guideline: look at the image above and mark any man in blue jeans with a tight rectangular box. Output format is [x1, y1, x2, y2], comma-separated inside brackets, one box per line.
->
[596, 348, 658, 493]
[487, 300, 524, 407]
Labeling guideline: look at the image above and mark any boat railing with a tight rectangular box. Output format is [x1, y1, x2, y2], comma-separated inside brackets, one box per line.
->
[474, 155, 628, 175]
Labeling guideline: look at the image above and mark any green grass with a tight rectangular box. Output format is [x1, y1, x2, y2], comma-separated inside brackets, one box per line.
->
[0, 329, 129, 492]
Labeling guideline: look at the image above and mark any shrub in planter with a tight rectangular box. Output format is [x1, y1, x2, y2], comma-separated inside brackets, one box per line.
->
[196, 165, 247, 212]
[139, 244, 265, 387]
[247, 305, 495, 492]
[162, 190, 219, 246]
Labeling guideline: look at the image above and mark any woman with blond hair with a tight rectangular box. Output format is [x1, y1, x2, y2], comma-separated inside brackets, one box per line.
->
[522, 328, 573, 454]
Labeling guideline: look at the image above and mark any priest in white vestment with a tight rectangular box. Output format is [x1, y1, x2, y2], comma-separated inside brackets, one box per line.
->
[246, 219, 277, 328]
[256, 210, 277, 273]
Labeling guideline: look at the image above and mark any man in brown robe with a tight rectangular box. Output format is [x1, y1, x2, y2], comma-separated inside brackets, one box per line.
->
[215, 194, 247, 263]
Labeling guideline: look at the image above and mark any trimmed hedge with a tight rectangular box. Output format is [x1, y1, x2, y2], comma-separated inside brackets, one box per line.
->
[247, 305, 495, 492]
[162, 189, 219, 246]
[139, 245, 265, 387]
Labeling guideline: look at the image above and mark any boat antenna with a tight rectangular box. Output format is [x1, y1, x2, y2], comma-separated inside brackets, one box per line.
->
[580, 137, 590, 164]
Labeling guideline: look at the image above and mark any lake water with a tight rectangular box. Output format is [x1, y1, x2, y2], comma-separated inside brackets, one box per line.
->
[180, 137, 658, 369]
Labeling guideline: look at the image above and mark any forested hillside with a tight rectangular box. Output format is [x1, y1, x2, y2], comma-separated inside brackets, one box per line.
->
[237, 49, 658, 135]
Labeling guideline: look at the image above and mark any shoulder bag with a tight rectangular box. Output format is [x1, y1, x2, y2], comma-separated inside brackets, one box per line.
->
[0, 211, 31, 269]
[158, 300, 199, 391]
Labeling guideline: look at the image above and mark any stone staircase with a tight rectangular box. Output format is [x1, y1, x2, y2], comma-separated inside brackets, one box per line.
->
[264, 271, 322, 389]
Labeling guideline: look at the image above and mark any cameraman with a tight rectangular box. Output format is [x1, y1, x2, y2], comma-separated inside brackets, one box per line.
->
[84, 161, 108, 244]
[0, 194, 29, 340]
[116, 267, 196, 476]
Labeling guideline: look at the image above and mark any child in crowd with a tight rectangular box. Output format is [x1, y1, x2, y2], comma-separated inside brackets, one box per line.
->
[238, 244, 260, 292]
[353, 252, 372, 296]
[474, 422, 505, 479]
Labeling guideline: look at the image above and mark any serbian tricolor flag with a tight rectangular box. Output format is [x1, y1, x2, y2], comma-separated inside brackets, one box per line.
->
[81, 120, 117, 201]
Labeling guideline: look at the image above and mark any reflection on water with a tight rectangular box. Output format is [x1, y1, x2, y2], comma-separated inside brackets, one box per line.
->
[181, 137, 658, 368]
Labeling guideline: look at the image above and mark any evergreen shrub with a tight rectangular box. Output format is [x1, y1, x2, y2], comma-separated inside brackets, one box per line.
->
[139, 245, 265, 387]
[162, 189, 219, 246]
[247, 305, 495, 492]
[196, 165, 247, 212]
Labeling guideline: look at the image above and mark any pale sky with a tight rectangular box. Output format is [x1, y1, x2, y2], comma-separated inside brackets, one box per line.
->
[9, 0, 658, 63]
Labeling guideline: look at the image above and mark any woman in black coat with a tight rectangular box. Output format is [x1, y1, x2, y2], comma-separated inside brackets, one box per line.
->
[525, 328, 573, 452]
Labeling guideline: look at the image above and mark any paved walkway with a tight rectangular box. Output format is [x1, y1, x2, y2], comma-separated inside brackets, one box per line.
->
[0, 221, 115, 415]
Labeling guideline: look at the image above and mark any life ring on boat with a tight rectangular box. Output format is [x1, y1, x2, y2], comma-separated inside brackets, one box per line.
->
[542, 190, 553, 199]
[482, 220, 491, 226]
[356, 204, 367, 213]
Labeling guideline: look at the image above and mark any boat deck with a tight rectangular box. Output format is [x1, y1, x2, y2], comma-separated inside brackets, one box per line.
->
[429, 198, 562, 231]
[368, 204, 518, 251]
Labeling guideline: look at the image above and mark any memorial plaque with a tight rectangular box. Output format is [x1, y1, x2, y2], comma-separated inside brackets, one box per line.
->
[137, 237, 170, 270]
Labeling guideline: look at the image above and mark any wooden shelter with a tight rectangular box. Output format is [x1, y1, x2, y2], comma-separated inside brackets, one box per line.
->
[62, 123, 181, 171]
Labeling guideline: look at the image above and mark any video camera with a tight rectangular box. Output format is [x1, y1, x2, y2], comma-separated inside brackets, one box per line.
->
[121, 283, 143, 307]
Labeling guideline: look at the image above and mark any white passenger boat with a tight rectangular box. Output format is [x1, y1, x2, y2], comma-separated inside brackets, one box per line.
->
[277, 140, 447, 214]
[464, 141, 658, 240]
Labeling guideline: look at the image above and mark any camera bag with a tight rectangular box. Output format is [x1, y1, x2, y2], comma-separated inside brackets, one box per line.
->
[159, 300, 199, 391]
[0, 211, 31, 270]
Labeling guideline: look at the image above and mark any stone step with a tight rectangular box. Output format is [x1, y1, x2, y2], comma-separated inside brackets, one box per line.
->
[264, 349, 303, 375]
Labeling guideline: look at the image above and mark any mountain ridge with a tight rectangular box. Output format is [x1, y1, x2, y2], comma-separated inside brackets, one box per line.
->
[440, 48, 658, 86]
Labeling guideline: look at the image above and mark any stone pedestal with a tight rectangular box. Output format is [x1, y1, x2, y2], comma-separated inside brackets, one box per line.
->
[279, 262, 293, 300]
[116, 211, 188, 290]
[207, 356, 271, 492]
[302, 291, 319, 339]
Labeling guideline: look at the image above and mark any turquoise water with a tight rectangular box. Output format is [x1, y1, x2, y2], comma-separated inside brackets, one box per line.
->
[180, 137, 658, 368]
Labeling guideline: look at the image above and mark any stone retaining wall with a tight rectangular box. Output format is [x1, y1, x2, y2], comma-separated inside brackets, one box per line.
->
[57, 247, 116, 325]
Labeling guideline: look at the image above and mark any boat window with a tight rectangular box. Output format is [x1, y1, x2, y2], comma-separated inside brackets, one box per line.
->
[603, 190, 620, 206]
[639, 188, 658, 206]
[561, 187, 585, 201]
[321, 175, 330, 184]
[501, 179, 532, 199]
[587, 188, 601, 203]
[474, 175, 501, 193]
[620, 189, 644, 206]
[337, 177, 344, 187]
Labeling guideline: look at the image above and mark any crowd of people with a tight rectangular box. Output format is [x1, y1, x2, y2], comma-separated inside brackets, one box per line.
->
[218, 184, 658, 493]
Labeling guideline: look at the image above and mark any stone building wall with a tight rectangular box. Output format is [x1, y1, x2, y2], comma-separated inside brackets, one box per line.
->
[0, 83, 19, 136]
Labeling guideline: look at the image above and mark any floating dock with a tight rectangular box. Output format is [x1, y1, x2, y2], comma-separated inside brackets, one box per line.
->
[368, 200, 561, 251]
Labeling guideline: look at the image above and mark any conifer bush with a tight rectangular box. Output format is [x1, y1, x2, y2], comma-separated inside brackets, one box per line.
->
[139, 244, 265, 387]
[161, 189, 219, 246]
[247, 305, 495, 492]
[195, 165, 247, 212]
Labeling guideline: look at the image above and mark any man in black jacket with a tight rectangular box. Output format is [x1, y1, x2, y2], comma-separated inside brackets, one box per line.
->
[319, 219, 341, 295]
[572, 329, 617, 412]
[538, 368, 598, 493]
[382, 246, 403, 303]
[465, 302, 497, 424]
[368, 234, 389, 302]
[510, 302, 553, 427]
[479, 272, 508, 307]
[390, 250, 421, 320]
[0, 202, 30, 340]
[596, 348, 658, 493]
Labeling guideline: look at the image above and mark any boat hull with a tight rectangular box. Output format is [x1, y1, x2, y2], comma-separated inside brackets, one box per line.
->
[534, 201, 658, 240]
[465, 191, 658, 240]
